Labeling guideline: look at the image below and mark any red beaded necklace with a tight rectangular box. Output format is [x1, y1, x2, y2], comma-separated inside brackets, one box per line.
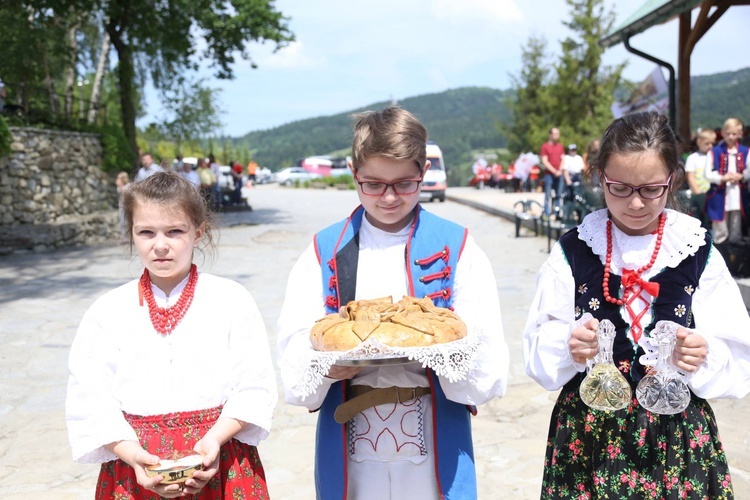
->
[139, 264, 198, 335]
[602, 212, 665, 306]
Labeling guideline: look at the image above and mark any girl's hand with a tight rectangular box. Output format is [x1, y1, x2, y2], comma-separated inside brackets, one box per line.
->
[327, 366, 362, 380]
[126, 446, 185, 498]
[569, 317, 600, 365]
[182, 437, 221, 495]
[673, 328, 707, 372]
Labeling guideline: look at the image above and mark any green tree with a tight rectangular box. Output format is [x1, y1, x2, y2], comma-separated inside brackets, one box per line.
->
[549, 0, 624, 148]
[101, 0, 294, 167]
[159, 79, 223, 156]
[504, 35, 554, 156]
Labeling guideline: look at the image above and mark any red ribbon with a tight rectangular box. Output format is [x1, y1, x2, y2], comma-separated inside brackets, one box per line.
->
[621, 269, 660, 298]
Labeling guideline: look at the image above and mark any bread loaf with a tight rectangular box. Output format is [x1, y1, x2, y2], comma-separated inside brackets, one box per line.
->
[310, 296, 466, 351]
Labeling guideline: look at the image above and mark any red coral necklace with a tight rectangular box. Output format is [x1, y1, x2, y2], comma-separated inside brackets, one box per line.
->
[139, 264, 198, 335]
[602, 212, 665, 306]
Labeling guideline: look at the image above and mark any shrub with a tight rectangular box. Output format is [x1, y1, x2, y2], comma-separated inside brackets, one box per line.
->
[0, 115, 11, 157]
[98, 123, 136, 173]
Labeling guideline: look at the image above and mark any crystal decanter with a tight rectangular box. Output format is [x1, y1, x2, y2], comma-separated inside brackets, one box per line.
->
[635, 321, 691, 415]
[579, 319, 631, 411]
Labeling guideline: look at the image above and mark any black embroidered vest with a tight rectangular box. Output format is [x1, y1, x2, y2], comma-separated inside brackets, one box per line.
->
[559, 229, 711, 392]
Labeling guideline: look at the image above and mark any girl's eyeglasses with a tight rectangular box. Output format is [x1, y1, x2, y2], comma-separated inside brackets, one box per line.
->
[353, 172, 423, 196]
[602, 172, 672, 199]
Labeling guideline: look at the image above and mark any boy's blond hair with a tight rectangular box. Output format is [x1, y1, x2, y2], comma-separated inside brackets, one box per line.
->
[723, 117, 744, 132]
[696, 128, 716, 146]
[351, 106, 427, 171]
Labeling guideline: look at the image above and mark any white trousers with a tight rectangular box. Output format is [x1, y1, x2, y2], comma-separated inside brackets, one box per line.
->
[713, 210, 743, 244]
[346, 397, 439, 500]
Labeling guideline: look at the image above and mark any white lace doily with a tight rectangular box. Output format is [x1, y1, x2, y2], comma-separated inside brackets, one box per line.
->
[290, 332, 481, 400]
[577, 209, 706, 273]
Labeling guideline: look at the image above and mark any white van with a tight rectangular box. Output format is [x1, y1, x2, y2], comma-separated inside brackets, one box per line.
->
[421, 141, 447, 202]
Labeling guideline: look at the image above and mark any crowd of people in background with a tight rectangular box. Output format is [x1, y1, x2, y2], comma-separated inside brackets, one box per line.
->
[117, 152, 259, 211]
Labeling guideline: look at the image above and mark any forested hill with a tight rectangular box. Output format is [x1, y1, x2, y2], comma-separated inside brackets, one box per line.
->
[690, 67, 750, 130]
[235, 67, 750, 171]
[236, 87, 511, 170]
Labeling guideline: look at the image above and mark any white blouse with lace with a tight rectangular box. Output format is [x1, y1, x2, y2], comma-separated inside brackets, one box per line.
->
[523, 208, 750, 399]
[66, 273, 278, 463]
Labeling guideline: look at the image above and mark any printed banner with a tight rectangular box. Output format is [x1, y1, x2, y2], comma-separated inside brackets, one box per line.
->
[611, 66, 669, 118]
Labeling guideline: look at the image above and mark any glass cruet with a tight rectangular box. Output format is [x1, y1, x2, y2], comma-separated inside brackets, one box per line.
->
[579, 319, 632, 411]
[635, 321, 691, 415]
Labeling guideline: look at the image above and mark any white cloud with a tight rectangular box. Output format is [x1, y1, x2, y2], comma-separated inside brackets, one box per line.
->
[432, 0, 523, 24]
[137, 0, 749, 135]
[254, 41, 326, 70]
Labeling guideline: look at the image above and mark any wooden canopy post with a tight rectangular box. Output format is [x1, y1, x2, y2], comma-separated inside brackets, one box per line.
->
[677, 0, 730, 144]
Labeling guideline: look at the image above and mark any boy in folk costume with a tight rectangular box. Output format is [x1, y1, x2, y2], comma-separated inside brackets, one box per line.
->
[277, 106, 509, 499]
[705, 117, 750, 244]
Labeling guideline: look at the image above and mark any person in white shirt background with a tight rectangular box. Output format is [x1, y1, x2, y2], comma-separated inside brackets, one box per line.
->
[133, 152, 164, 182]
[66, 171, 276, 499]
[179, 158, 201, 189]
[561, 143, 585, 199]
[684, 128, 716, 229]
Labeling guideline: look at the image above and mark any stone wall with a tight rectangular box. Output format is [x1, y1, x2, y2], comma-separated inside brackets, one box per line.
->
[0, 127, 119, 254]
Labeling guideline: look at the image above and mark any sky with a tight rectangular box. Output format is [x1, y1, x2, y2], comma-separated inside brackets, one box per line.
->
[137, 0, 750, 137]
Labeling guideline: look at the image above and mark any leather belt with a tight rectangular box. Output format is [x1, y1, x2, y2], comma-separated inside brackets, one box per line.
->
[334, 385, 431, 424]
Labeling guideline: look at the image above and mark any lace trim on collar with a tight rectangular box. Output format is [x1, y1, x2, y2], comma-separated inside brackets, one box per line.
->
[577, 209, 707, 273]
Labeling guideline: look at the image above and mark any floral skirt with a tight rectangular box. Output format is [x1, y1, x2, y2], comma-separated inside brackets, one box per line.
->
[541, 388, 733, 499]
[96, 406, 269, 499]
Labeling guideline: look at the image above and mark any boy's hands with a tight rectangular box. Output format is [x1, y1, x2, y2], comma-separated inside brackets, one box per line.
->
[569, 317, 600, 365]
[673, 328, 708, 372]
[327, 366, 362, 379]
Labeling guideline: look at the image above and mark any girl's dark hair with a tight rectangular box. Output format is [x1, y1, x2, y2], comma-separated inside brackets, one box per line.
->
[121, 171, 216, 260]
[593, 111, 685, 208]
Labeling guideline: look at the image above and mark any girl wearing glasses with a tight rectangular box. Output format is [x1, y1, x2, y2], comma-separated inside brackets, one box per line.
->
[277, 106, 509, 499]
[523, 111, 750, 499]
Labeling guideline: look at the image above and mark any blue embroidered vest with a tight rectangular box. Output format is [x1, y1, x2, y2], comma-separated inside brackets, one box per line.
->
[312, 205, 476, 500]
[559, 228, 711, 392]
[706, 143, 749, 221]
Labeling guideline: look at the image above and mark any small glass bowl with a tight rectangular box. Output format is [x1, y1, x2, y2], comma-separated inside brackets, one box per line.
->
[145, 451, 204, 484]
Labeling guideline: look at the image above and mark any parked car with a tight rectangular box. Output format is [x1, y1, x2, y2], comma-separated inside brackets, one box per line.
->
[420, 142, 447, 202]
[273, 167, 322, 186]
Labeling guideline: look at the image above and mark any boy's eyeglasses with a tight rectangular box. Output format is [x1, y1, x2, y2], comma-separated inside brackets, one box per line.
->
[353, 172, 423, 196]
[602, 172, 672, 199]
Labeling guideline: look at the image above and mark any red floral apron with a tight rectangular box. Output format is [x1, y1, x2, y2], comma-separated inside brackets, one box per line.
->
[96, 406, 269, 499]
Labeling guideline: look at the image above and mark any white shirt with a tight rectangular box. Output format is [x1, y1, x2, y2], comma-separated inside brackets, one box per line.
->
[210, 163, 222, 187]
[134, 164, 164, 182]
[523, 209, 750, 399]
[684, 151, 712, 193]
[563, 154, 585, 175]
[276, 212, 509, 411]
[180, 169, 201, 189]
[66, 273, 277, 463]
